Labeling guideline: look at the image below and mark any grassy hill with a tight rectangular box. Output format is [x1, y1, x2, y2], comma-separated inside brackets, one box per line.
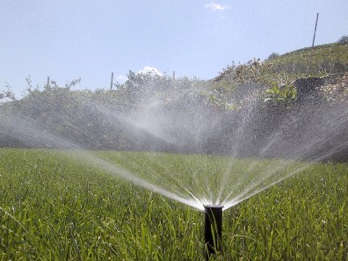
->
[214, 41, 348, 83]
[265, 42, 348, 78]
[210, 41, 348, 109]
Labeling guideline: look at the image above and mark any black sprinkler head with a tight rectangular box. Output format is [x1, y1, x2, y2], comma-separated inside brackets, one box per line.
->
[204, 205, 223, 259]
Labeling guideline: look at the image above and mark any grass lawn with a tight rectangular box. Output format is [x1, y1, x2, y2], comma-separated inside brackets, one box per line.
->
[0, 149, 347, 260]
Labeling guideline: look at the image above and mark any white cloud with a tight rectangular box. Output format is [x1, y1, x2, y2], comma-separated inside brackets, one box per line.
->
[137, 66, 162, 77]
[114, 67, 162, 86]
[204, 2, 230, 11]
[115, 75, 127, 84]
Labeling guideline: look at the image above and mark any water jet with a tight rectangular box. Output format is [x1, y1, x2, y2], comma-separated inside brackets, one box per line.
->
[204, 205, 223, 259]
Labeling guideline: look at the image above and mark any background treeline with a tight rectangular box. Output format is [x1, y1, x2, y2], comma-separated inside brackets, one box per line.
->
[1, 41, 347, 161]
[0, 73, 212, 151]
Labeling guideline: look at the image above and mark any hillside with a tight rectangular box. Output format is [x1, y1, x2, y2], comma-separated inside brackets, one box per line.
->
[0, 41, 347, 160]
[211, 41, 348, 108]
[266, 42, 348, 78]
[214, 41, 348, 82]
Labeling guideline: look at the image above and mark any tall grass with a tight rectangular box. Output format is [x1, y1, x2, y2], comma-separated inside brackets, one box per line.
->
[0, 149, 347, 260]
[267, 42, 348, 78]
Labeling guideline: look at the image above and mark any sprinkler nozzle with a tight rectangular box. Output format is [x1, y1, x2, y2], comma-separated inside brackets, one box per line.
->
[204, 205, 223, 259]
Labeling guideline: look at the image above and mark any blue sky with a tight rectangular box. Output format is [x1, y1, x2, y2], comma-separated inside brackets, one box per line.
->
[1, 0, 347, 96]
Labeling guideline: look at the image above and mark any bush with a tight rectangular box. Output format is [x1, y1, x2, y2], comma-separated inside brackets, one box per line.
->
[266, 52, 280, 60]
[338, 35, 348, 44]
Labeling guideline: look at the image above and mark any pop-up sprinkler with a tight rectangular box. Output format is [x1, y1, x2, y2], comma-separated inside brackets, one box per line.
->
[204, 205, 223, 259]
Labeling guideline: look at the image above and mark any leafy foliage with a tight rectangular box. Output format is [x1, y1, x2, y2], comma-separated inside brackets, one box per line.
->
[1, 41, 348, 151]
[266, 52, 280, 60]
[263, 82, 297, 107]
[0, 73, 214, 150]
[338, 35, 348, 44]
[211, 42, 348, 108]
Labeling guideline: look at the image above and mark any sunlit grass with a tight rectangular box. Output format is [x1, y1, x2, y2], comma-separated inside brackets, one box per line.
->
[265, 42, 348, 80]
[0, 148, 347, 260]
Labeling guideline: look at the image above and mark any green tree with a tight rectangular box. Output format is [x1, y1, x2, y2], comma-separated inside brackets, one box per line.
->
[266, 52, 280, 60]
[338, 35, 348, 44]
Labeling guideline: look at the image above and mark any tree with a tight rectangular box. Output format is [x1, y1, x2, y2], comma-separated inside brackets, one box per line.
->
[266, 52, 280, 60]
[338, 35, 348, 44]
[0, 83, 16, 101]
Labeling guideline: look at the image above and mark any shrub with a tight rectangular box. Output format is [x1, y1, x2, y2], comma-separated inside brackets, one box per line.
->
[266, 52, 280, 60]
[338, 35, 348, 44]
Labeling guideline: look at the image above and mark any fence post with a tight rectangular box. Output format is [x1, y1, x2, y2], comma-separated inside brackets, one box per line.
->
[308, 13, 319, 76]
[110, 72, 114, 90]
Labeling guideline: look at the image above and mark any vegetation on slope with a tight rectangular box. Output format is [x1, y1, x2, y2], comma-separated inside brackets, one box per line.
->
[212, 40, 348, 108]
[0, 39, 347, 153]
[266, 42, 348, 77]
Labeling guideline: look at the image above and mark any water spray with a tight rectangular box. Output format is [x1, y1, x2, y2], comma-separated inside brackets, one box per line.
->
[204, 205, 223, 259]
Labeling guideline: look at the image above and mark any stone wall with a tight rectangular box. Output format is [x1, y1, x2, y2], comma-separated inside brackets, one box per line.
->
[293, 73, 346, 102]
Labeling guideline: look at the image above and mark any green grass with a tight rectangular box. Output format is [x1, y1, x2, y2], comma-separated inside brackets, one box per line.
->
[265, 42, 348, 79]
[0, 148, 347, 260]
